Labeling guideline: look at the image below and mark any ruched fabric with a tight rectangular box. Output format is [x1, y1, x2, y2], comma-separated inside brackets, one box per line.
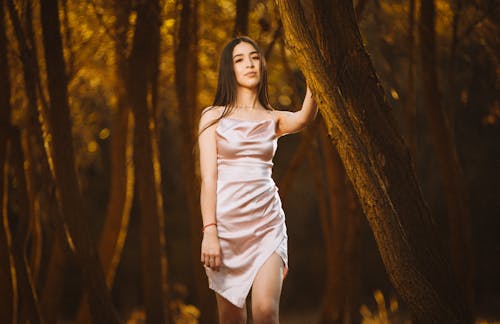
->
[205, 117, 288, 308]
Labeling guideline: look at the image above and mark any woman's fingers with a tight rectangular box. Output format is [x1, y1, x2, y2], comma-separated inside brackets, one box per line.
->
[201, 251, 221, 271]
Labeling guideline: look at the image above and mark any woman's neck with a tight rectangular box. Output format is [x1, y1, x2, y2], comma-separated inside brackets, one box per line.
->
[235, 87, 259, 109]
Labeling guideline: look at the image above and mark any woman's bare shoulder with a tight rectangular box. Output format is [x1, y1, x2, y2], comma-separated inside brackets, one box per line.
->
[199, 106, 225, 131]
[201, 106, 225, 121]
[201, 105, 225, 115]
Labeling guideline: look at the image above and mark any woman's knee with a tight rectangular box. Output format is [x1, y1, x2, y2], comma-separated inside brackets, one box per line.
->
[216, 294, 247, 324]
[218, 309, 247, 324]
[252, 299, 279, 323]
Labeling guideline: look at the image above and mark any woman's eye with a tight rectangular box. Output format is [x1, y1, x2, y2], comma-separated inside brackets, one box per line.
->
[235, 59, 242, 63]
[252, 56, 260, 60]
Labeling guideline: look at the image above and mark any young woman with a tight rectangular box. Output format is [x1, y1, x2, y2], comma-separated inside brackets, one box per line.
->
[198, 36, 317, 323]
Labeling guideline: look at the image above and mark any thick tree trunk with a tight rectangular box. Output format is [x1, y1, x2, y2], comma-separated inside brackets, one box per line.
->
[276, 0, 470, 322]
[39, 0, 121, 322]
[76, 2, 134, 322]
[419, 0, 474, 312]
[128, 1, 170, 322]
[175, 0, 216, 322]
[233, 0, 250, 36]
[0, 1, 15, 320]
[309, 5, 364, 320]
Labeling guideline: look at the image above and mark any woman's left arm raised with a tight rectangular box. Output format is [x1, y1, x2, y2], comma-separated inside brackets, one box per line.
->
[274, 86, 318, 137]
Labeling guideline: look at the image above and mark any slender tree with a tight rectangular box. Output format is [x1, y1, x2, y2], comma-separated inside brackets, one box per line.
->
[405, 0, 417, 159]
[276, 0, 470, 322]
[128, 0, 170, 322]
[175, 0, 217, 321]
[0, 1, 16, 321]
[7, 0, 45, 286]
[40, 0, 121, 322]
[9, 129, 42, 324]
[419, 0, 474, 312]
[76, 1, 135, 322]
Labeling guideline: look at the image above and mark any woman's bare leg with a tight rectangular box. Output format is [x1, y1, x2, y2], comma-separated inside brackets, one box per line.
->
[216, 293, 247, 324]
[251, 253, 285, 324]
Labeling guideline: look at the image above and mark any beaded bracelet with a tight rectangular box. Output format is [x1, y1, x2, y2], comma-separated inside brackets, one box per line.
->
[202, 222, 217, 232]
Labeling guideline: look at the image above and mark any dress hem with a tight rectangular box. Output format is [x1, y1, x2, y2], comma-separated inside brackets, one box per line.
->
[208, 234, 288, 309]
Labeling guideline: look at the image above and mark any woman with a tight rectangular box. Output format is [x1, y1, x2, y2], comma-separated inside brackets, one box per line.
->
[198, 36, 317, 323]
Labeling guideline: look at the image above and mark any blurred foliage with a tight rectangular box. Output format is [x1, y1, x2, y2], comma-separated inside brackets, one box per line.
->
[360, 290, 409, 324]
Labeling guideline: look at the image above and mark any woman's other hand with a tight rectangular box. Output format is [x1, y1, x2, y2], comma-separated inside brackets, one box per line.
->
[201, 227, 222, 271]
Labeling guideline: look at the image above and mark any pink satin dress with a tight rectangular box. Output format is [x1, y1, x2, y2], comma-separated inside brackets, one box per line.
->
[205, 117, 288, 308]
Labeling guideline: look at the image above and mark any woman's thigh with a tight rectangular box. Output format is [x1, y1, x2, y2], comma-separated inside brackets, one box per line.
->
[251, 253, 285, 320]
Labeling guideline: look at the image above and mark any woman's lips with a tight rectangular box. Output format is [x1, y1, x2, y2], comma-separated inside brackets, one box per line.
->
[245, 72, 257, 77]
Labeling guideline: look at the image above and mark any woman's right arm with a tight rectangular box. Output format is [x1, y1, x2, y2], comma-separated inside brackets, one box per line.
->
[198, 108, 222, 271]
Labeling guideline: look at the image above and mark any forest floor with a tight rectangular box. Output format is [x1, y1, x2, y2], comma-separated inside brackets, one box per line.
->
[280, 308, 321, 323]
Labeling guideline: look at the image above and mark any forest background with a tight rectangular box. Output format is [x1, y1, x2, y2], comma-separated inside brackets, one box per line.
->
[0, 0, 498, 323]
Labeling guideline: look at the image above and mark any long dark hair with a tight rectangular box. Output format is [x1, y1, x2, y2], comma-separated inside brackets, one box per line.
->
[200, 36, 272, 134]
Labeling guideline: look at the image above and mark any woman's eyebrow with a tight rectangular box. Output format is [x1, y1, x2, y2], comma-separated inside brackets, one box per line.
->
[232, 51, 259, 59]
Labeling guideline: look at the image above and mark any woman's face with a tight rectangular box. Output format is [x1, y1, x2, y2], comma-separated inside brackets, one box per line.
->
[232, 41, 261, 90]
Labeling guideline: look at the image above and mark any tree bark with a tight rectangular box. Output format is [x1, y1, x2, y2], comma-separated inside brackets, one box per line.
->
[309, 6, 364, 320]
[39, 0, 121, 322]
[175, 0, 216, 322]
[128, 1, 170, 322]
[419, 0, 474, 312]
[233, 0, 250, 36]
[276, 0, 470, 322]
[0, 1, 16, 320]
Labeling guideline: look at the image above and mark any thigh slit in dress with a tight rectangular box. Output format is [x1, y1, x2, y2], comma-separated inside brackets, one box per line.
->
[205, 117, 288, 308]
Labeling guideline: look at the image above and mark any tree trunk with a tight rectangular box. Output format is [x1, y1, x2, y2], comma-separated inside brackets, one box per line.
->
[419, 0, 474, 312]
[76, 1, 134, 322]
[128, 1, 170, 322]
[175, 0, 216, 322]
[7, 1, 69, 321]
[7, 0, 46, 286]
[40, 232, 67, 324]
[309, 5, 364, 319]
[0, 1, 16, 320]
[276, 0, 470, 322]
[405, 0, 417, 159]
[233, 0, 250, 36]
[9, 129, 43, 324]
[446, 0, 462, 127]
[39, 0, 121, 322]
[318, 122, 362, 324]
